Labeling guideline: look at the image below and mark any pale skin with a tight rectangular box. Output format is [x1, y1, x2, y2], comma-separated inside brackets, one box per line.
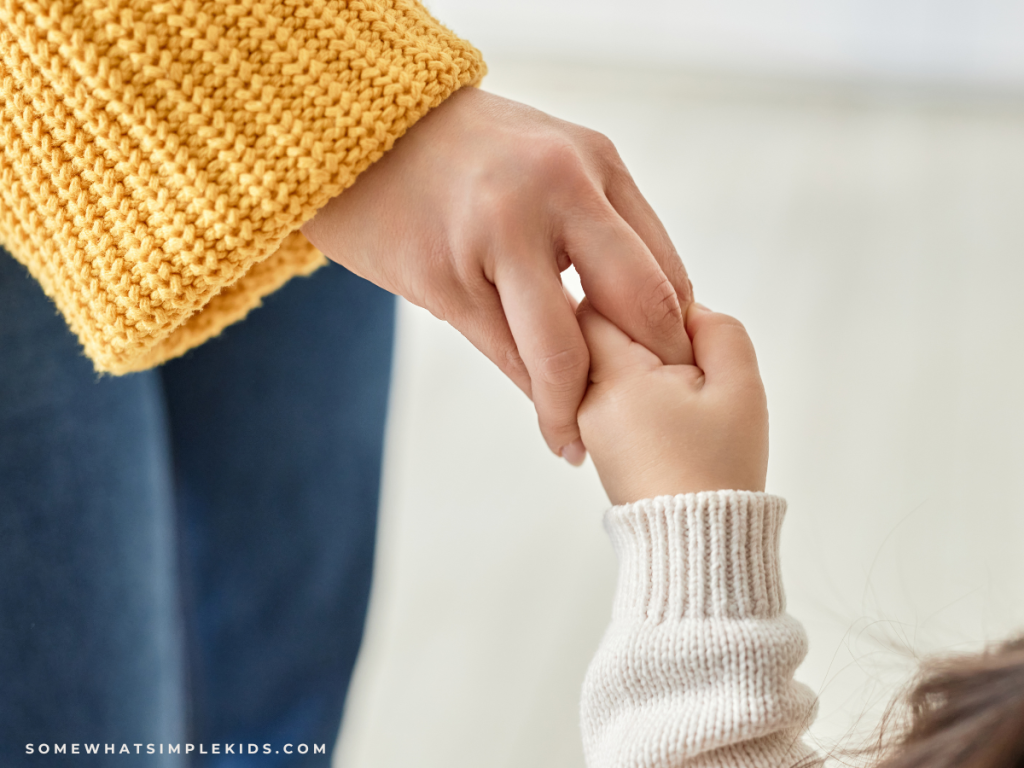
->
[577, 300, 768, 505]
[300, 87, 694, 465]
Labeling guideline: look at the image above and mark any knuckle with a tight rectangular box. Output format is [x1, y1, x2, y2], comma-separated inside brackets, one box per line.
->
[504, 343, 526, 375]
[542, 411, 579, 441]
[532, 345, 590, 391]
[451, 248, 487, 292]
[584, 128, 616, 156]
[587, 130, 624, 169]
[641, 274, 683, 333]
[532, 138, 589, 184]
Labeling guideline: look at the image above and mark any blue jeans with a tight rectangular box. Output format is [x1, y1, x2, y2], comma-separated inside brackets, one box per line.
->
[0, 250, 396, 766]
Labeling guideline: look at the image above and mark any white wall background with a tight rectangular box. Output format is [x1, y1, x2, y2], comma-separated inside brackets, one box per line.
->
[426, 0, 1024, 91]
[336, 3, 1024, 766]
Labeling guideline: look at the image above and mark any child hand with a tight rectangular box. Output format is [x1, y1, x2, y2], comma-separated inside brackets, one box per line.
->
[576, 299, 768, 505]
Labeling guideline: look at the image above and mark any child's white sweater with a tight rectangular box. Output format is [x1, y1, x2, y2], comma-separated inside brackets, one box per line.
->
[581, 491, 821, 768]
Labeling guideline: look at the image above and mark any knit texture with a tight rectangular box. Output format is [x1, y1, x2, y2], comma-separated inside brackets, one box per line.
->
[581, 491, 821, 768]
[0, 0, 484, 373]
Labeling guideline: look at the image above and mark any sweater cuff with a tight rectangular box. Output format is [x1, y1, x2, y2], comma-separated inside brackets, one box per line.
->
[604, 491, 787, 623]
[0, 0, 485, 373]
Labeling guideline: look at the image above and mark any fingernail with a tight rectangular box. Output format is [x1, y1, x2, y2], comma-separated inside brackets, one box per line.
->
[560, 438, 587, 467]
[687, 277, 695, 302]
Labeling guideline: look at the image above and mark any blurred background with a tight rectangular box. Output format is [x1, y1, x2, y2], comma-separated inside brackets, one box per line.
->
[335, 2, 1024, 765]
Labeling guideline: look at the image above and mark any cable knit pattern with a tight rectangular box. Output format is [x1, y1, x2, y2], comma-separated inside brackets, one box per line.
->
[0, 0, 484, 372]
[581, 491, 821, 768]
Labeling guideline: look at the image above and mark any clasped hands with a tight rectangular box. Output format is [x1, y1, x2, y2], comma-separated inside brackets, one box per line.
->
[302, 87, 767, 503]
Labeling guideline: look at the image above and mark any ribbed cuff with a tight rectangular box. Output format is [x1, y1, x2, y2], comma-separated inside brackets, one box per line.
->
[605, 491, 787, 623]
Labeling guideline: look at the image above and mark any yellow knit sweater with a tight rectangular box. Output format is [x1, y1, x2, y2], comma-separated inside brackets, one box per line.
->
[0, 0, 484, 373]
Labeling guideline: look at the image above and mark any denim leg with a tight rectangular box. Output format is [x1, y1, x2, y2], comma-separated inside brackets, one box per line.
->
[159, 262, 396, 767]
[0, 253, 186, 765]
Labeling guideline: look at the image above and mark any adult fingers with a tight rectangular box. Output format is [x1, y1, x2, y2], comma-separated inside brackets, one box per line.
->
[603, 158, 695, 325]
[685, 303, 761, 389]
[568, 210, 692, 368]
[576, 298, 660, 384]
[496, 257, 590, 463]
[449, 281, 533, 399]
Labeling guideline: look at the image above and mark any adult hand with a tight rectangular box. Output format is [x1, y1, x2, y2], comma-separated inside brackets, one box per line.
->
[301, 87, 693, 464]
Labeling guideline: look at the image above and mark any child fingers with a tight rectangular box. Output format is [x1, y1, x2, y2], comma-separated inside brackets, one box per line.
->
[577, 297, 660, 383]
[685, 303, 762, 389]
[576, 297, 629, 365]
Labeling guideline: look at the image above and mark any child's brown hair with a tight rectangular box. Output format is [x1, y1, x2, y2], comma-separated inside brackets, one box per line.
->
[874, 636, 1024, 768]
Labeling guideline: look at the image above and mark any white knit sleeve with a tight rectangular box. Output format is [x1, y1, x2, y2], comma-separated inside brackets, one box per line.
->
[580, 491, 821, 768]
